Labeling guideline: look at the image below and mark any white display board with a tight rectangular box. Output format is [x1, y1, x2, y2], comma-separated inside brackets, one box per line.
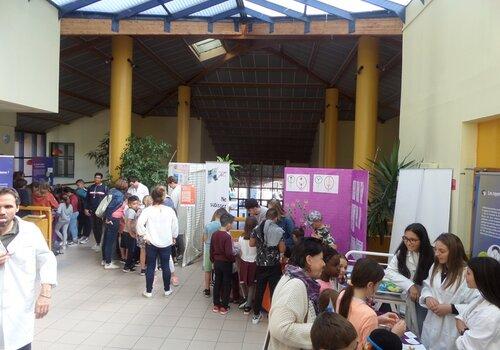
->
[390, 169, 453, 253]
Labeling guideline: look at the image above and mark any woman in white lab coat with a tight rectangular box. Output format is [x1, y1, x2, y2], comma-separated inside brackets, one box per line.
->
[419, 233, 479, 350]
[455, 257, 500, 350]
[384, 223, 434, 336]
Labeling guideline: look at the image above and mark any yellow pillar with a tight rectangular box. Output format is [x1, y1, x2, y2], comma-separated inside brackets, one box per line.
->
[323, 88, 339, 167]
[177, 85, 191, 162]
[353, 36, 379, 169]
[109, 36, 133, 179]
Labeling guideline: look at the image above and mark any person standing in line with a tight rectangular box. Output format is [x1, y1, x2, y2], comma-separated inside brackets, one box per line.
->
[238, 215, 258, 314]
[250, 208, 285, 324]
[384, 223, 435, 336]
[267, 199, 295, 253]
[122, 195, 141, 273]
[63, 187, 80, 245]
[419, 233, 480, 350]
[0, 187, 57, 350]
[75, 179, 90, 240]
[136, 186, 178, 297]
[31, 181, 58, 210]
[81, 172, 108, 251]
[210, 213, 237, 315]
[127, 176, 149, 203]
[202, 207, 228, 297]
[54, 194, 73, 250]
[245, 198, 268, 224]
[167, 176, 184, 264]
[455, 256, 500, 350]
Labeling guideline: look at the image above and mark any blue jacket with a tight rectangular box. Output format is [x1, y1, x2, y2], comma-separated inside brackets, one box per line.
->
[277, 215, 295, 249]
[105, 188, 125, 220]
[85, 183, 108, 211]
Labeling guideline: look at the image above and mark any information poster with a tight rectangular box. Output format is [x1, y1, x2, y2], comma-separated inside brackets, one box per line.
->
[284, 167, 368, 254]
[31, 157, 53, 183]
[180, 184, 196, 207]
[471, 172, 500, 260]
[0, 155, 14, 188]
[204, 162, 230, 225]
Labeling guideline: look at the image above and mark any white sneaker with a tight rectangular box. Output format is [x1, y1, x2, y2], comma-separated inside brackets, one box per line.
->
[164, 290, 173, 297]
[142, 291, 153, 298]
[92, 244, 100, 252]
[104, 262, 120, 269]
[101, 260, 105, 266]
[79, 237, 89, 244]
[252, 313, 263, 325]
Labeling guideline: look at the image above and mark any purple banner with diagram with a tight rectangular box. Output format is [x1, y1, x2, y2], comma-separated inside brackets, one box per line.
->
[283, 167, 368, 254]
[0, 155, 14, 188]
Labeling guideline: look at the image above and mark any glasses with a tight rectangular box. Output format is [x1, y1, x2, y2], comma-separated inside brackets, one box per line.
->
[402, 236, 420, 244]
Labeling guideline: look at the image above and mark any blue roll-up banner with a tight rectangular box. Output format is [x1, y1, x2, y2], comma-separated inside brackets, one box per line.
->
[471, 172, 500, 261]
[0, 155, 14, 188]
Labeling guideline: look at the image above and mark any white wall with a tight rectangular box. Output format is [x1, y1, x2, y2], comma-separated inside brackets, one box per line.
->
[0, 113, 16, 155]
[46, 111, 217, 184]
[400, 0, 500, 247]
[0, 0, 59, 113]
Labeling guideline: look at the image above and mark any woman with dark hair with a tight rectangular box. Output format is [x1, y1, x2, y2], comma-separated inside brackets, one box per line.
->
[455, 257, 500, 349]
[336, 258, 406, 350]
[384, 223, 434, 335]
[419, 233, 480, 350]
[267, 238, 324, 350]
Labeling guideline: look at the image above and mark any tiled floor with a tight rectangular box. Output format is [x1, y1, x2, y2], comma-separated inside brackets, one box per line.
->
[33, 243, 267, 350]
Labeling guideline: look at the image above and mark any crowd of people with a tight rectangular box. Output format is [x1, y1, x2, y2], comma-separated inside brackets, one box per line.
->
[4, 171, 500, 350]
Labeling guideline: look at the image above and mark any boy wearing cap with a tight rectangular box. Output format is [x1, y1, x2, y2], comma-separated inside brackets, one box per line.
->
[307, 210, 337, 249]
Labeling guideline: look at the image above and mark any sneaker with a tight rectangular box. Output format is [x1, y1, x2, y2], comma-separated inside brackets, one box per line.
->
[212, 306, 220, 313]
[203, 289, 210, 298]
[142, 291, 152, 298]
[243, 306, 251, 315]
[219, 307, 229, 315]
[67, 241, 75, 246]
[101, 260, 105, 266]
[171, 275, 180, 287]
[120, 258, 126, 264]
[164, 290, 173, 297]
[104, 262, 120, 269]
[79, 237, 89, 244]
[91, 244, 100, 252]
[252, 313, 263, 324]
[238, 299, 247, 309]
[123, 267, 136, 273]
[140, 269, 146, 276]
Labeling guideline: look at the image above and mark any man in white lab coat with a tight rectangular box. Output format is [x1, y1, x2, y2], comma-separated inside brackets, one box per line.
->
[0, 188, 57, 350]
[166, 176, 181, 210]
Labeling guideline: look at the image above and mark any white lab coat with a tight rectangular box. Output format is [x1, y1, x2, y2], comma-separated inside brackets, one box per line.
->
[127, 182, 149, 203]
[419, 264, 480, 350]
[385, 251, 423, 334]
[455, 296, 500, 350]
[0, 217, 57, 350]
[169, 185, 181, 210]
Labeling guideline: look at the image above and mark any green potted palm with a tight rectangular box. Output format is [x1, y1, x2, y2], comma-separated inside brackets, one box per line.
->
[366, 141, 419, 253]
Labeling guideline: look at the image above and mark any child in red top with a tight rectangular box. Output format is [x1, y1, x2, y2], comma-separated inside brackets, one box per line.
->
[210, 213, 237, 315]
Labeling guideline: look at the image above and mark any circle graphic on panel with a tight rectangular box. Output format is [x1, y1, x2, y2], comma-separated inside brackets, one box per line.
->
[296, 175, 308, 190]
[323, 176, 335, 190]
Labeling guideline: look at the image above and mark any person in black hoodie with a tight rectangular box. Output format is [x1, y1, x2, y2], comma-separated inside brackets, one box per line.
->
[79, 172, 108, 250]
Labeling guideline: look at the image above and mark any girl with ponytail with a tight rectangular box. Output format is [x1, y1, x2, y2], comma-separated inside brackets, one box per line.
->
[336, 258, 406, 350]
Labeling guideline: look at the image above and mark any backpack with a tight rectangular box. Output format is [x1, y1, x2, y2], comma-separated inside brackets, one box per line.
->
[95, 194, 112, 218]
[255, 220, 280, 266]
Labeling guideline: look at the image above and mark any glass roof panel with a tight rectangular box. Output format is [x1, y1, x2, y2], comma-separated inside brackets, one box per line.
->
[78, 0, 150, 13]
[191, 0, 238, 17]
[244, 1, 286, 17]
[165, 0, 205, 14]
[139, 4, 168, 15]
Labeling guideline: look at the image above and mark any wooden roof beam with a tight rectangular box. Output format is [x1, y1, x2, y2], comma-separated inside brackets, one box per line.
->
[60, 89, 108, 108]
[330, 42, 358, 86]
[193, 95, 323, 102]
[60, 37, 108, 59]
[135, 37, 185, 83]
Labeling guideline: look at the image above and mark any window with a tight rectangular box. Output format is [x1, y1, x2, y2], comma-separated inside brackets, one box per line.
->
[50, 142, 75, 177]
[230, 164, 285, 228]
[189, 38, 226, 62]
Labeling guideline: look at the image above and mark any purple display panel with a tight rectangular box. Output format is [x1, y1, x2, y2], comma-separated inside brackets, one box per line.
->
[283, 167, 368, 254]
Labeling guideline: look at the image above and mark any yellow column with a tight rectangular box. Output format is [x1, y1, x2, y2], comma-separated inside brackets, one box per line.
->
[177, 85, 191, 162]
[353, 36, 379, 169]
[109, 36, 133, 179]
[323, 88, 339, 167]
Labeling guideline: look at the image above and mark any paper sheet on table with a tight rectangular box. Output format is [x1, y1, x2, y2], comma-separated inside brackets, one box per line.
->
[405, 338, 420, 345]
[405, 331, 417, 339]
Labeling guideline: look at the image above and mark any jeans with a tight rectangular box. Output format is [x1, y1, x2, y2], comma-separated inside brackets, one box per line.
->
[103, 218, 119, 264]
[54, 221, 69, 244]
[253, 264, 282, 316]
[213, 260, 233, 309]
[68, 211, 79, 241]
[125, 233, 137, 269]
[86, 212, 103, 244]
[145, 244, 172, 293]
[78, 211, 91, 238]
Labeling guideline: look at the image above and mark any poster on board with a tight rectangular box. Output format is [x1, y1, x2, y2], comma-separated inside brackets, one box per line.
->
[284, 167, 368, 254]
[204, 162, 230, 225]
[285, 173, 310, 193]
[471, 172, 500, 260]
[180, 184, 197, 207]
[0, 155, 14, 188]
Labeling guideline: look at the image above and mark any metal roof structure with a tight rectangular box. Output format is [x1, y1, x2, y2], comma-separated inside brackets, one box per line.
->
[20, 0, 409, 164]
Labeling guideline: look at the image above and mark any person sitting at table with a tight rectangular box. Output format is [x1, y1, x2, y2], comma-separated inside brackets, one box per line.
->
[419, 233, 479, 350]
[365, 329, 403, 350]
[384, 223, 434, 336]
[455, 256, 500, 350]
[337, 258, 406, 350]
